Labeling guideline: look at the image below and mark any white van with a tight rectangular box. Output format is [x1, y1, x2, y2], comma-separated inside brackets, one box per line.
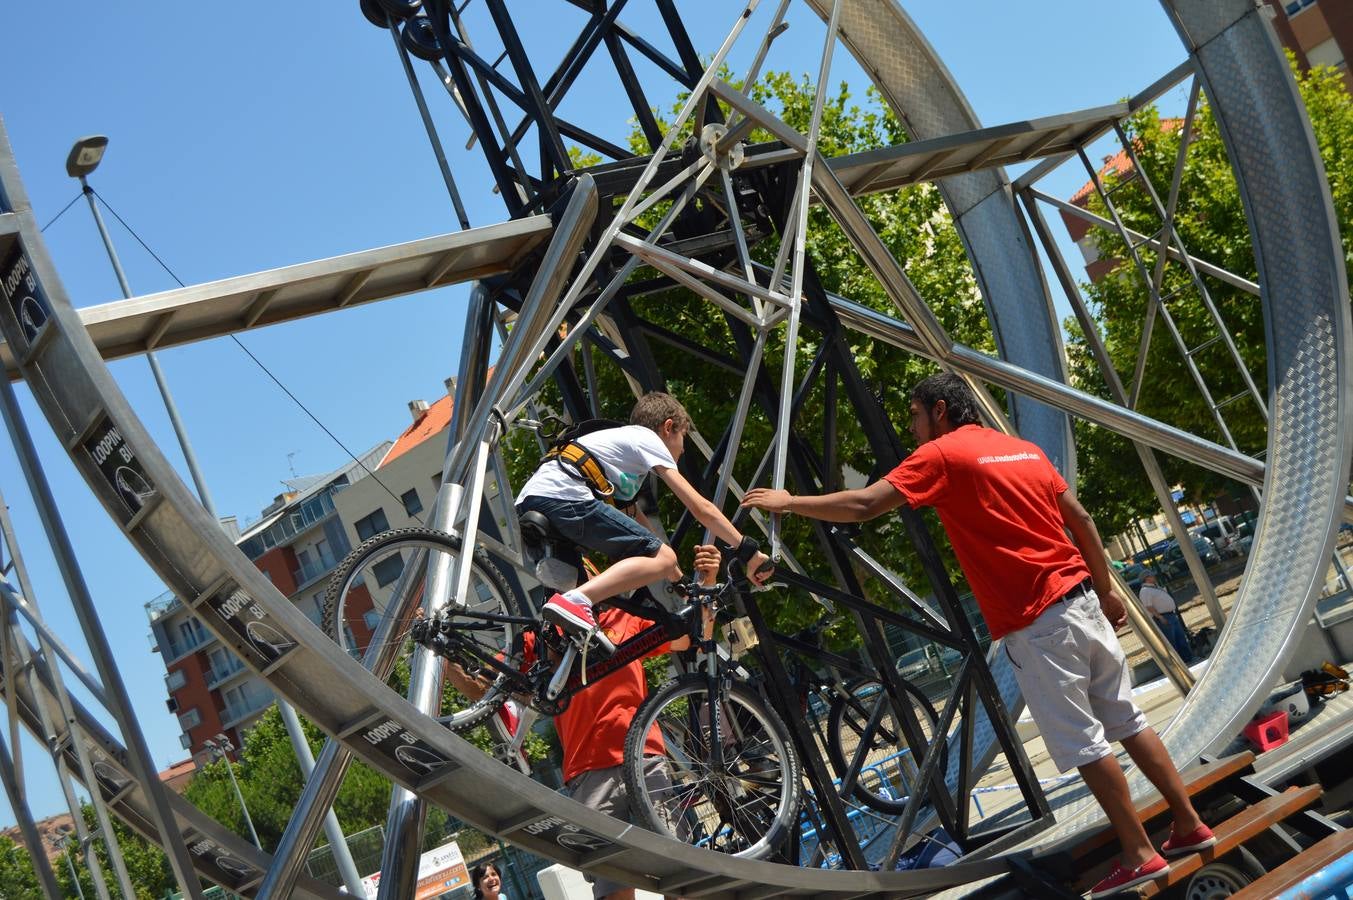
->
[1198, 516, 1241, 557]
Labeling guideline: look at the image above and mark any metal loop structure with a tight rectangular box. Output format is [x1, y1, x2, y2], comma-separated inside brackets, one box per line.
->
[0, 0, 1347, 896]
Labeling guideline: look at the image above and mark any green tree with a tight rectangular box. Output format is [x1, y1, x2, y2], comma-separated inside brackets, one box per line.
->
[1069, 58, 1353, 526]
[535, 71, 996, 638]
[52, 809, 175, 900]
[0, 835, 42, 897]
[184, 706, 395, 851]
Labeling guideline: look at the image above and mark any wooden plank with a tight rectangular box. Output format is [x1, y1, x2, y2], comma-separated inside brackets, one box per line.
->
[1068, 752, 1256, 859]
[1130, 785, 1322, 897]
[1229, 829, 1353, 899]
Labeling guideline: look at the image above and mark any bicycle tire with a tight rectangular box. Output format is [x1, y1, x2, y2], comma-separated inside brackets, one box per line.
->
[825, 676, 946, 815]
[322, 526, 526, 732]
[623, 673, 801, 859]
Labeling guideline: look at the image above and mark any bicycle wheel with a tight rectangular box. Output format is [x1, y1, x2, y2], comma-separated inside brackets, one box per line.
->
[825, 676, 945, 815]
[323, 526, 526, 732]
[623, 674, 801, 859]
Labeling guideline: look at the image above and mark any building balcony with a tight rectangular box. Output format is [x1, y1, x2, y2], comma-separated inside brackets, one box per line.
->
[205, 658, 248, 690]
[145, 589, 182, 624]
[221, 687, 275, 728]
[291, 553, 339, 593]
[161, 628, 218, 663]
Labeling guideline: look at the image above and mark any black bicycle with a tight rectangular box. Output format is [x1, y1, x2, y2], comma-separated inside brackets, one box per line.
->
[776, 614, 946, 816]
[322, 522, 802, 858]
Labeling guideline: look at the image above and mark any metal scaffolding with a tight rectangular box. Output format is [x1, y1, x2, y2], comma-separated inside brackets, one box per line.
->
[0, 0, 1347, 896]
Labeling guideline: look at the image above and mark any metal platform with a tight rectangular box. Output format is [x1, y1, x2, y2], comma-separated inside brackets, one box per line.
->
[0, 215, 552, 377]
[828, 103, 1129, 196]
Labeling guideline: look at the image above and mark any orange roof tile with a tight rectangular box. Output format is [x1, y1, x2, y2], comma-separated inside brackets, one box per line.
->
[383, 393, 454, 468]
[1068, 118, 1184, 207]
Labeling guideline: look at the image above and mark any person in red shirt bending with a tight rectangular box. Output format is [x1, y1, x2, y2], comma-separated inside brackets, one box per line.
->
[452, 545, 721, 900]
[742, 373, 1213, 898]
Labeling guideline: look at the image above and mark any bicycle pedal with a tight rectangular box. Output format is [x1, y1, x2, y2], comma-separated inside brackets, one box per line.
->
[729, 616, 759, 657]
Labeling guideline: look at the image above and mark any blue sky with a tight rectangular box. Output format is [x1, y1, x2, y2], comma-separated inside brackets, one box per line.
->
[0, 2, 1187, 827]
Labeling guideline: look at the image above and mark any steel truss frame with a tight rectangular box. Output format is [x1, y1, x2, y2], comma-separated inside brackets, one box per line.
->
[0, 0, 1345, 897]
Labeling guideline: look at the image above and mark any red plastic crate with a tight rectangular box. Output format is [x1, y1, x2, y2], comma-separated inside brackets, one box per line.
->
[1243, 710, 1289, 752]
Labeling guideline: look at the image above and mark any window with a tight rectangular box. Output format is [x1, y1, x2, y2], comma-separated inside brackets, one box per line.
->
[355, 508, 390, 541]
[401, 488, 422, 516]
[296, 547, 312, 571]
[1308, 37, 1345, 70]
[177, 617, 206, 650]
[1283, 0, 1316, 15]
[178, 708, 201, 730]
[372, 553, 405, 587]
[314, 539, 331, 567]
[165, 669, 187, 691]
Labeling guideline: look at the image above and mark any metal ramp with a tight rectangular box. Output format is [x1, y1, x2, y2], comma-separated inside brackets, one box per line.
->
[0, 215, 552, 377]
[0, 617, 344, 899]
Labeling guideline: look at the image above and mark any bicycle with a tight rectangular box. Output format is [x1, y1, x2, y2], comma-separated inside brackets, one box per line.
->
[774, 614, 946, 816]
[322, 520, 802, 858]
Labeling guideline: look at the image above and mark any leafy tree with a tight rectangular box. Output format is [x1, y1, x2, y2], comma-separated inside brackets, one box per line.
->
[1068, 58, 1353, 526]
[0, 835, 42, 897]
[532, 72, 996, 640]
[52, 808, 175, 900]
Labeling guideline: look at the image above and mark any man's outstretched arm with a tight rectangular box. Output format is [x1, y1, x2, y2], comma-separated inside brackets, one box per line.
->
[741, 479, 905, 523]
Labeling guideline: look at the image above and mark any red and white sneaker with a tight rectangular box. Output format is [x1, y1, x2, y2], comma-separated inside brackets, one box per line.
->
[493, 700, 530, 773]
[1089, 854, 1169, 898]
[542, 593, 615, 655]
[1161, 823, 1216, 857]
[495, 699, 521, 737]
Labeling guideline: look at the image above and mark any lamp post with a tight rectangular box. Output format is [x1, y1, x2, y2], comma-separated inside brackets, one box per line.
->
[67, 136, 366, 895]
[203, 734, 262, 850]
[65, 135, 217, 515]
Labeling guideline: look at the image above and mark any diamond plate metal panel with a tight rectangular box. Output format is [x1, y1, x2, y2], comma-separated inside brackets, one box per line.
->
[1031, 2, 1353, 842]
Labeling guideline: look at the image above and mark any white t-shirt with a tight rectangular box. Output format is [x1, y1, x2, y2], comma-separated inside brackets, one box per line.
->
[1139, 584, 1177, 615]
[516, 425, 676, 504]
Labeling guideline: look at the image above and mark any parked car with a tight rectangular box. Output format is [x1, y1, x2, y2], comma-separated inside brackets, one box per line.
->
[896, 644, 962, 681]
[1162, 536, 1220, 578]
[1196, 516, 1242, 558]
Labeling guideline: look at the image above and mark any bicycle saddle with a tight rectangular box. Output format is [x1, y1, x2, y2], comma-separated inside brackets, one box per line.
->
[519, 510, 553, 548]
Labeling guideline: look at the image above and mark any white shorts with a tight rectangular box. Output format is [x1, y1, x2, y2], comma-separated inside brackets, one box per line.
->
[1003, 589, 1148, 772]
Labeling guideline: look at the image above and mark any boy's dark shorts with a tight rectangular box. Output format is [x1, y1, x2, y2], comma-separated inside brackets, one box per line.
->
[517, 496, 663, 568]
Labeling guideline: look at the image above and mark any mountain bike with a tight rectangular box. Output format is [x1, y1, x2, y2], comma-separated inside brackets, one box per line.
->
[322, 521, 801, 858]
[775, 614, 945, 816]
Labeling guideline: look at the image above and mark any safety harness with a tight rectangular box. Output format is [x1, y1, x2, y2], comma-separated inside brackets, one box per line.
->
[537, 417, 625, 506]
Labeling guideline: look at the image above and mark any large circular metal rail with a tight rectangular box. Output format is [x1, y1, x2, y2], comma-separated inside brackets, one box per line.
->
[0, 0, 1347, 895]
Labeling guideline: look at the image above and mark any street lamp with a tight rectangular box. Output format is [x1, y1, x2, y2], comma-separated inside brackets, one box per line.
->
[203, 734, 262, 850]
[66, 135, 218, 516]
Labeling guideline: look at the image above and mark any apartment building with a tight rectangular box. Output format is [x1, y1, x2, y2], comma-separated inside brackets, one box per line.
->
[329, 378, 514, 643]
[147, 444, 390, 757]
[146, 376, 496, 757]
[1265, 0, 1351, 91]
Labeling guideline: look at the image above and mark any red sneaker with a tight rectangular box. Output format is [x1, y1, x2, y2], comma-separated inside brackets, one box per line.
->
[1161, 823, 1216, 857]
[542, 593, 615, 655]
[1089, 854, 1169, 898]
[495, 699, 520, 737]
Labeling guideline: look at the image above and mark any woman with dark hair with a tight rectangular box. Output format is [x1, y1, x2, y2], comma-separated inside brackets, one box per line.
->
[471, 861, 508, 900]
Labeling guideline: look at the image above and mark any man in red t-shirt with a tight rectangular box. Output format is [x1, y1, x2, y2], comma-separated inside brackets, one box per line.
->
[743, 374, 1212, 897]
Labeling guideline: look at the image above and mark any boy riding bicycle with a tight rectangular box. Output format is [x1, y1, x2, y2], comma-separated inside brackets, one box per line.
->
[516, 391, 772, 653]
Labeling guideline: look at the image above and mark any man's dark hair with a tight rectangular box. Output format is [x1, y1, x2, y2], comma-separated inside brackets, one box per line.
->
[630, 391, 692, 433]
[910, 373, 982, 428]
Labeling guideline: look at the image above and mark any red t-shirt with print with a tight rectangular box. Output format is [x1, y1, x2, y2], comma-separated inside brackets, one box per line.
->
[523, 606, 668, 783]
[883, 424, 1089, 640]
